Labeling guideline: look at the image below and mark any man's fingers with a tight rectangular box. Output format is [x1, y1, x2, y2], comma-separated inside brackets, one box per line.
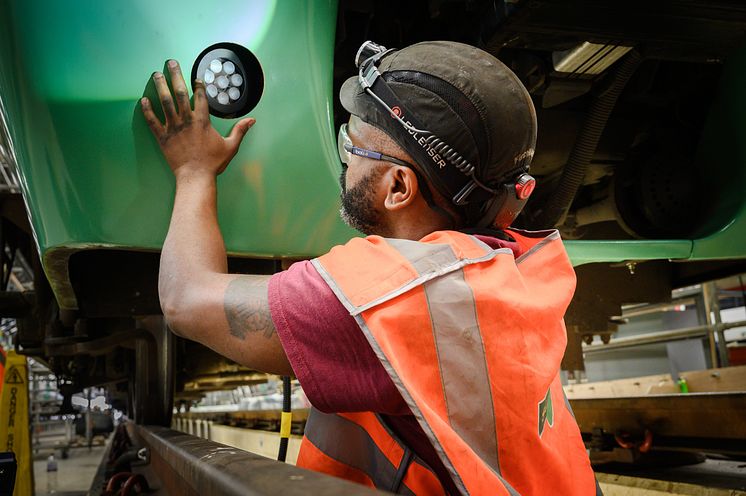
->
[152, 72, 178, 125]
[167, 60, 191, 118]
[140, 98, 164, 139]
[193, 79, 209, 117]
[226, 118, 256, 149]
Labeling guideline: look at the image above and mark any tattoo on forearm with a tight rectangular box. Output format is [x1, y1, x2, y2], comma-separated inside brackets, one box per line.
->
[223, 276, 275, 340]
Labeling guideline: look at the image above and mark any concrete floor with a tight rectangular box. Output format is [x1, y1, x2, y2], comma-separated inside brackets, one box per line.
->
[33, 445, 106, 496]
[599, 458, 746, 493]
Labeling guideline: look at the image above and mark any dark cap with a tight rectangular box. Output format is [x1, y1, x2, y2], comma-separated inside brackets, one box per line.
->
[340, 41, 537, 216]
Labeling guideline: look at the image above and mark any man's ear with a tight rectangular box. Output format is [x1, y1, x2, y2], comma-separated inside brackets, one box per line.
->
[384, 166, 419, 211]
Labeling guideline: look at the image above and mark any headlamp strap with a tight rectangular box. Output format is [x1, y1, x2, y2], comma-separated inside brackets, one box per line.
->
[359, 50, 394, 90]
[359, 57, 495, 207]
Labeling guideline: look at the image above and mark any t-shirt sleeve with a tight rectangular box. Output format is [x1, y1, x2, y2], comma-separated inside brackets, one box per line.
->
[268, 260, 410, 415]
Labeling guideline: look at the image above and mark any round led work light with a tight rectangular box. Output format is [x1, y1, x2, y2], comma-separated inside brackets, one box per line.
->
[191, 42, 263, 119]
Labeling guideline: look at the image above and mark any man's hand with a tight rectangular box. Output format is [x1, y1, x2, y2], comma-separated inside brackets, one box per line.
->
[140, 59, 255, 178]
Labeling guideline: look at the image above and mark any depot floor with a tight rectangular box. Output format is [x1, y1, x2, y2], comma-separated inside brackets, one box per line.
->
[33, 445, 106, 496]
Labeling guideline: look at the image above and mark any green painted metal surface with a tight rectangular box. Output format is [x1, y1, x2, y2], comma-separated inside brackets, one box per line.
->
[689, 47, 746, 260]
[564, 239, 693, 268]
[565, 46, 746, 266]
[0, 0, 356, 265]
[0, 0, 745, 295]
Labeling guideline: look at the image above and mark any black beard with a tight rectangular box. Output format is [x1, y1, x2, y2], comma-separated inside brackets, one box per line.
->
[339, 166, 383, 235]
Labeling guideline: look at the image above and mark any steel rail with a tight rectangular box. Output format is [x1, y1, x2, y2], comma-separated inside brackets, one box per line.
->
[132, 425, 386, 495]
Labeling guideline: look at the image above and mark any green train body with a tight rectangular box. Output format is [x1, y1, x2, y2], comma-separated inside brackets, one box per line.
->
[0, 0, 359, 310]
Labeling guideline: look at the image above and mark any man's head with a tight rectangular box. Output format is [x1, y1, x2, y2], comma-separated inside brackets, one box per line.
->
[338, 40, 537, 237]
[339, 116, 442, 238]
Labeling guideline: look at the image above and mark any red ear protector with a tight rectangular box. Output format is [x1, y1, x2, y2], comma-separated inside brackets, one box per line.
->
[477, 172, 536, 229]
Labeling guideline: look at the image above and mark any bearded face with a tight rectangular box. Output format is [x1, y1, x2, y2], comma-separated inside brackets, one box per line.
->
[339, 165, 386, 236]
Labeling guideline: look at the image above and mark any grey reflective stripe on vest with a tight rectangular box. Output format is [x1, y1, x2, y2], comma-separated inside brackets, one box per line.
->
[423, 268, 500, 474]
[390, 237, 520, 496]
[515, 230, 560, 265]
[385, 239, 460, 275]
[304, 409, 416, 495]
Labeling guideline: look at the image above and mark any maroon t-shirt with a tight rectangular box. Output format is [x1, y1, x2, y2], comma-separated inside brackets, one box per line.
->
[268, 235, 523, 494]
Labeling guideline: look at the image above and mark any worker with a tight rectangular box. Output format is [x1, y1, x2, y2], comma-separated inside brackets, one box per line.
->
[140, 40, 599, 495]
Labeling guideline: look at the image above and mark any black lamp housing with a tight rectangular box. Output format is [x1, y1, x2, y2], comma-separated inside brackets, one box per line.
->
[191, 42, 264, 119]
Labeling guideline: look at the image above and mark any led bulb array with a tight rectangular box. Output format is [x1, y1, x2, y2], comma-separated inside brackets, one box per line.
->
[203, 59, 244, 105]
[191, 42, 263, 119]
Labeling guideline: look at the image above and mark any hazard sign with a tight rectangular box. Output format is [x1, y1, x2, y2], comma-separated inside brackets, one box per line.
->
[0, 351, 32, 496]
[4, 367, 23, 385]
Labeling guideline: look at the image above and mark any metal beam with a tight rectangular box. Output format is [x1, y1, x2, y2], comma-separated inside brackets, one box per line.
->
[571, 392, 746, 455]
[45, 329, 152, 356]
[133, 425, 385, 495]
[582, 320, 746, 354]
[702, 282, 730, 367]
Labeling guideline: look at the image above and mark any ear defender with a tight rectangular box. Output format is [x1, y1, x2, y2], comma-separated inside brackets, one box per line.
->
[514, 174, 536, 200]
[476, 173, 536, 229]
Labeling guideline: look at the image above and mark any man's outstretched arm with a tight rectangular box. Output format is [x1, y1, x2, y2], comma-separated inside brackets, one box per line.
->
[141, 60, 292, 376]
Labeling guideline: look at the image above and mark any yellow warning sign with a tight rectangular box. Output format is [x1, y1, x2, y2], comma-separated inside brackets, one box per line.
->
[0, 351, 33, 496]
[5, 367, 23, 384]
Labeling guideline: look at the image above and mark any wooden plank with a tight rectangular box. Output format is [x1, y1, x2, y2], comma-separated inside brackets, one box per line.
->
[571, 393, 746, 441]
[565, 366, 746, 399]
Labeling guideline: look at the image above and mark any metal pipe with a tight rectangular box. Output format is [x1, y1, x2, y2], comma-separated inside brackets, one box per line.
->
[86, 388, 92, 450]
[574, 196, 617, 227]
[702, 282, 730, 367]
[136, 316, 174, 427]
[620, 298, 696, 319]
[582, 320, 746, 354]
[621, 286, 740, 320]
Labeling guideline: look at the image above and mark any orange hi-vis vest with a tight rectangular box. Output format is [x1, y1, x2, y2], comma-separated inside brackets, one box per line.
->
[298, 229, 597, 495]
